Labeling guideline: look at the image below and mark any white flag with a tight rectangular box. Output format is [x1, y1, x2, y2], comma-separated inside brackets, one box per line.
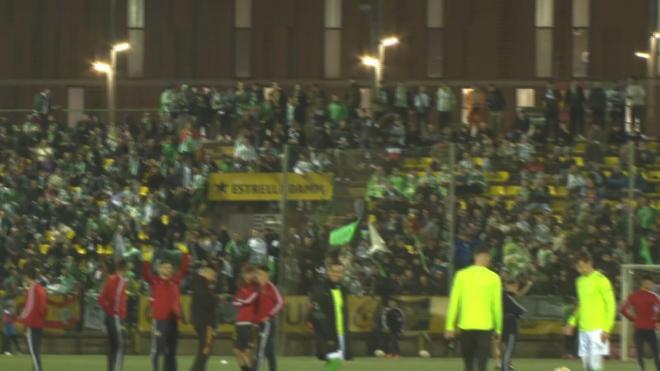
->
[367, 223, 387, 255]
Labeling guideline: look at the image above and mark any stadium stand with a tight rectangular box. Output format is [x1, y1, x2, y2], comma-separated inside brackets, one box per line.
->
[0, 81, 657, 328]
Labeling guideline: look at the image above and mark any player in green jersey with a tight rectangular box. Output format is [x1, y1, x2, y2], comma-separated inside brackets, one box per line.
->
[446, 247, 503, 371]
[564, 252, 616, 371]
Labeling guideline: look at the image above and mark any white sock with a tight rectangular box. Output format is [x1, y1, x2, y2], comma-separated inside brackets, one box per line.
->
[589, 354, 603, 371]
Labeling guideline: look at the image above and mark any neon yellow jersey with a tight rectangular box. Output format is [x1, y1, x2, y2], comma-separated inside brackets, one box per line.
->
[445, 265, 503, 334]
[568, 270, 616, 332]
[331, 288, 344, 336]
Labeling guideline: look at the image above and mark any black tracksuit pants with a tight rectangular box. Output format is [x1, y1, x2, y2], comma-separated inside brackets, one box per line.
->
[190, 325, 214, 371]
[460, 330, 492, 371]
[151, 317, 179, 371]
[27, 327, 43, 371]
[254, 320, 276, 371]
[634, 329, 660, 371]
[105, 314, 124, 371]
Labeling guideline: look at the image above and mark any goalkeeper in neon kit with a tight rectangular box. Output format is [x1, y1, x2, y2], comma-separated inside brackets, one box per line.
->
[445, 247, 503, 371]
[564, 253, 616, 371]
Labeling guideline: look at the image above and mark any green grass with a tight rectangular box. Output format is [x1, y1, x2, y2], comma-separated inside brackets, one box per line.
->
[0, 355, 643, 371]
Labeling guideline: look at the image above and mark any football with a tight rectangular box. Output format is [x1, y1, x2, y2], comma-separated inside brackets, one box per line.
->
[374, 349, 386, 358]
[418, 350, 431, 358]
[553, 367, 571, 371]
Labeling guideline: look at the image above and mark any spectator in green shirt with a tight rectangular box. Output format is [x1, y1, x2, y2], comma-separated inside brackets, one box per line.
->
[637, 197, 656, 231]
[328, 95, 347, 125]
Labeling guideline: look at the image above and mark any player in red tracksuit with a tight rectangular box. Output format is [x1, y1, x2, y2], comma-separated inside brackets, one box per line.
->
[19, 265, 47, 371]
[253, 265, 284, 371]
[142, 247, 190, 371]
[232, 265, 259, 371]
[98, 260, 129, 371]
[620, 276, 660, 371]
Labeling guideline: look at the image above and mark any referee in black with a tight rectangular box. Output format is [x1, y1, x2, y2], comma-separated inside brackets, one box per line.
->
[190, 267, 218, 371]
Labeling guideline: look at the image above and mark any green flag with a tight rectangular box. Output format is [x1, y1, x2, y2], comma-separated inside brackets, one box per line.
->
[329, 220, 359, 246]
[640, 236, 653, 264]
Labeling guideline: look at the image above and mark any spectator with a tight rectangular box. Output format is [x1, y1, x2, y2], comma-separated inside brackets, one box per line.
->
[248, 229, 268, 265]
[626, 77, 646, 132]
[588, 82, 607, 128]
[465, 85, 486, 115]
[566, 166, 587, 196]
[293, 153, 314, 174]
[388, 117, 406, 147]
[291, 84, 307, 125]
[604, 168, 627, 199]
[436, 83, 456, 129]
[486, 84, 506, 135]
[394, 82, 410, 119]
[414, 86, 432, 126]
[2, 305, 20, 355]
[345, 80, 361, 120]
[328, 95, 348, 125]
[607, 83, 626, 131]
[381, 299, 405, 358]
[543, 82, 560, 141]
[33, 88, 52, 128]
[566, 81, 586, 137]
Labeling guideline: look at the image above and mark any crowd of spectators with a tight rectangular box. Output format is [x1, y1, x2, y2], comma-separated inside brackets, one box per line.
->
[354, 133, 658, 298]
[0, 78, 657, 317]
[0, 92, 230, 305]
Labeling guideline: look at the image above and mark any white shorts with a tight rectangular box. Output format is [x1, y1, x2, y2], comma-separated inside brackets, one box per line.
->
[578, 330, 610, 357]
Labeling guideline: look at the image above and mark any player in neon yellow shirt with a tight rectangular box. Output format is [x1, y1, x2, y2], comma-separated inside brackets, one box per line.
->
[446, 247, 503, 371]
[309, 261, 349, 371]
[564, 252, 616, 371]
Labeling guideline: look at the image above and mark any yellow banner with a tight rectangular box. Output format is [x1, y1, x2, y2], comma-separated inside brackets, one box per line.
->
[282, 296, 311, 334]
[207, 173, 334, 201]
[347, 296, 381, 332]
[429, 297, 448, 333]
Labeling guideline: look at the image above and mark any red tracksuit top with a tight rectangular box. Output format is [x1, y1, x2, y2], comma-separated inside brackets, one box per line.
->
[620, 289, 660, 330]
[142, 254, 190, 320]
[232, 283, 259, 324]
[19, 282, 47, 329]
[98, 273, 128, 319]
[254, 281, 284, 324]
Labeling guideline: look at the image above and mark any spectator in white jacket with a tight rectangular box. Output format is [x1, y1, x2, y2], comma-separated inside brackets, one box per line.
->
[625, 77, 646, 132]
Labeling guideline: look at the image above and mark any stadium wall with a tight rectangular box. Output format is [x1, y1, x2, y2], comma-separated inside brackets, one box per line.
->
[0, 0, 653, 81]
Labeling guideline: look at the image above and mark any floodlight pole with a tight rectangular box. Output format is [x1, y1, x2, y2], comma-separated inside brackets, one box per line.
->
[108, 48, 117, 125]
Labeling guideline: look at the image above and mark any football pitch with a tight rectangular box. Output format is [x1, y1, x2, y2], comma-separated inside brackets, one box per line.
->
[0, 355, 641, 371]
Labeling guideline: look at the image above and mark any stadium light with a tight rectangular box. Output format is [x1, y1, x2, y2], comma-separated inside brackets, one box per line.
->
[375, 36, 400, 91]
[380, 36, 400, 47]
[92, 61, 112, 74]
[361, 55, 382, 91]
[95, 42, 132, 124]
[361, 55, 380, 68]
[635, 52, 650, 59]
[112, 42, 131, 52]
[654, 32, 660, 39]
